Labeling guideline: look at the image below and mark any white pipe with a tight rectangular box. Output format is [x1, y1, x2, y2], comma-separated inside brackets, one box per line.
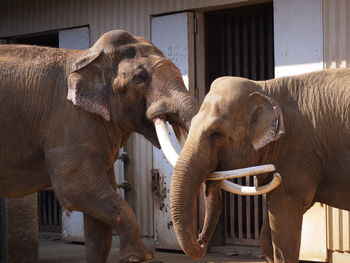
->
[220, 173, 282, 195]
[154, 118, 282, 195]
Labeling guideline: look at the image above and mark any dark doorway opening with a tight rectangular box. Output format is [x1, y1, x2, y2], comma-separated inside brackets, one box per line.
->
[205, 3, 274, 93]
[8, 32, 59, 47]
[204, 3, 274, 247]
[8, 32, 62, 233]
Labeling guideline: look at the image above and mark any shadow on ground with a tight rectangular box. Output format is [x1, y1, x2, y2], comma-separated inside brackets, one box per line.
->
[39, 233, 265, 263]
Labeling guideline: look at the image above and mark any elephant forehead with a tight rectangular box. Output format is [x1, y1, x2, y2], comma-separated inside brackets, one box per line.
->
[202, 93, 241, 116]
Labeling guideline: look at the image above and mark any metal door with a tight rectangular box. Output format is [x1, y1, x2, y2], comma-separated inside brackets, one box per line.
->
[204, 3, 274, 246]
[151, 12, 194, 250]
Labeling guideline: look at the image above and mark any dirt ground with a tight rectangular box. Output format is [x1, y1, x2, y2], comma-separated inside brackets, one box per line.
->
[39, 233, 265, 263]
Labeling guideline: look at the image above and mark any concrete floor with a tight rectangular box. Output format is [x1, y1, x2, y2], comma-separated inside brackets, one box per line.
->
[39, 233, 265, 263]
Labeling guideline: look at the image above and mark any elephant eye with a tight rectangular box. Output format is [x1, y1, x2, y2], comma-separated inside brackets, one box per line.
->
[211, 130, 226, 141]
[133, 66, 149, 85]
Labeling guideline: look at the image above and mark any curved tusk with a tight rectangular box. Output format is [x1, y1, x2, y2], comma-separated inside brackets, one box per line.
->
[154, 118, 179, 167]
[220, 173, 282, 195]
[206, 164, 275, 180]
[154, 118, 281, 195]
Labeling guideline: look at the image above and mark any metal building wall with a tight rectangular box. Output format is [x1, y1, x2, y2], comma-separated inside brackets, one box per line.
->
[132, 134, 153, 237]
[0, 0, 251, 41]
[323, 0, 350, 69]
[323, 0, 350, 258]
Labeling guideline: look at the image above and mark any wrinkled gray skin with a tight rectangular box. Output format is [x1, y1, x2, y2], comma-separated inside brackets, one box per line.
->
[0, 30, 199, 263]
[171, 69, 350, 262]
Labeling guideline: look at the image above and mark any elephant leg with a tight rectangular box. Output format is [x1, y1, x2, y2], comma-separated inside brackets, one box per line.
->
[84, 213, 112, 263]
[48, 161, 154, 262]
[268, 191, 313, 263]
[260, 215, 273, 263]
[71, 191, 153, 263]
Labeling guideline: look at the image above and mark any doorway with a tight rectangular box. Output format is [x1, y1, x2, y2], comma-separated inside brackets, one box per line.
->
[203, 2, 274, 247]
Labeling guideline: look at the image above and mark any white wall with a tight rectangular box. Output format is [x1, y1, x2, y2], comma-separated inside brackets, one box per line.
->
[58, 27, 90, 49]
[274, 0, 323, 77]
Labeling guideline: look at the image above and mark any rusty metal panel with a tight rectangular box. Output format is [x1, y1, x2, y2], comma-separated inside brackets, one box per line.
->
[151, 12, 193, 249]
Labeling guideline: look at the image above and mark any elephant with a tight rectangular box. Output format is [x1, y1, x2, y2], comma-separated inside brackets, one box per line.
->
[169, 69, 350, 263]
[0, 30, 199, 263]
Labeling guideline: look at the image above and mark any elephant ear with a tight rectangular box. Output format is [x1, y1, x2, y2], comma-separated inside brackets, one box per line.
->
[67, 50, 111, 121]
[249, 92, 285, 150]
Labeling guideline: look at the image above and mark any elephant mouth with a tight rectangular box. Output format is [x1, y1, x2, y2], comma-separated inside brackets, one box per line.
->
[140, 112, 187, 150]
[153, 118, 282, 195]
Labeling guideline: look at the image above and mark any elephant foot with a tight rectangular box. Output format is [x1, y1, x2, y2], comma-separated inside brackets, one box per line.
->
[119, 250, 154, 263]
[119, 238, 154, 263]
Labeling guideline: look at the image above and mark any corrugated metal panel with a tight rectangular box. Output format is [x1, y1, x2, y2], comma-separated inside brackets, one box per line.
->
[0, 0, 250, 41]
[323, 0, 350, 69]
[327, 207, 350, 252]
[132, 134, 153, 237]
[323, 0, 350, 256]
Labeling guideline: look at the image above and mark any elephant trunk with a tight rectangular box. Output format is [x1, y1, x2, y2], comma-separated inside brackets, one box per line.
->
[147, 61, 199, 138]
[170, 136, 221, 259]
[170, 90, 199, 145]
[199, 181, 222, 244]
[173, 90, 199, 131]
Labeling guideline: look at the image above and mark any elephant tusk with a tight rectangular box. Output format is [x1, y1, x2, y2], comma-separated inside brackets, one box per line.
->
[154, 118, 282, 195]
[154, 118, 179, 167]
[206, 164, 276, 180]
[219, 173, 282, 195]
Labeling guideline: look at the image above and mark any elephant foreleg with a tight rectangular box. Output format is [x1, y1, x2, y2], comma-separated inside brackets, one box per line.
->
[47, 156, 155, 263]
[260, 215, 273, 263]
[268, 188, 315, 263]
[84, 214, 112, 263]
[269, 199, 303, 263]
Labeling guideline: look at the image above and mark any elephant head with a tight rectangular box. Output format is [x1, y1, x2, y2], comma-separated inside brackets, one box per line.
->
[67, 30, 198, 147]
[169, 77, 284, 259]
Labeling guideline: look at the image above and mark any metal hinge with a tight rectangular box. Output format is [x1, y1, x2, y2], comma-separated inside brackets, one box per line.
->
[194, 16, 198, 35]
[116, 181, 131, 190]
[117, 153, 130, 165]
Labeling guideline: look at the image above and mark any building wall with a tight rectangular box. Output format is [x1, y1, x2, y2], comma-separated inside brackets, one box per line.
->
[0, 0, 254, 41]
[274, 0, 323, 77]
[323, 0, 350, 69]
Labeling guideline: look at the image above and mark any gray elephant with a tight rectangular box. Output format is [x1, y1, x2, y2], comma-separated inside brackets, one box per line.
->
[0, 30, 199, 263]
[169, 70, 350, 263]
